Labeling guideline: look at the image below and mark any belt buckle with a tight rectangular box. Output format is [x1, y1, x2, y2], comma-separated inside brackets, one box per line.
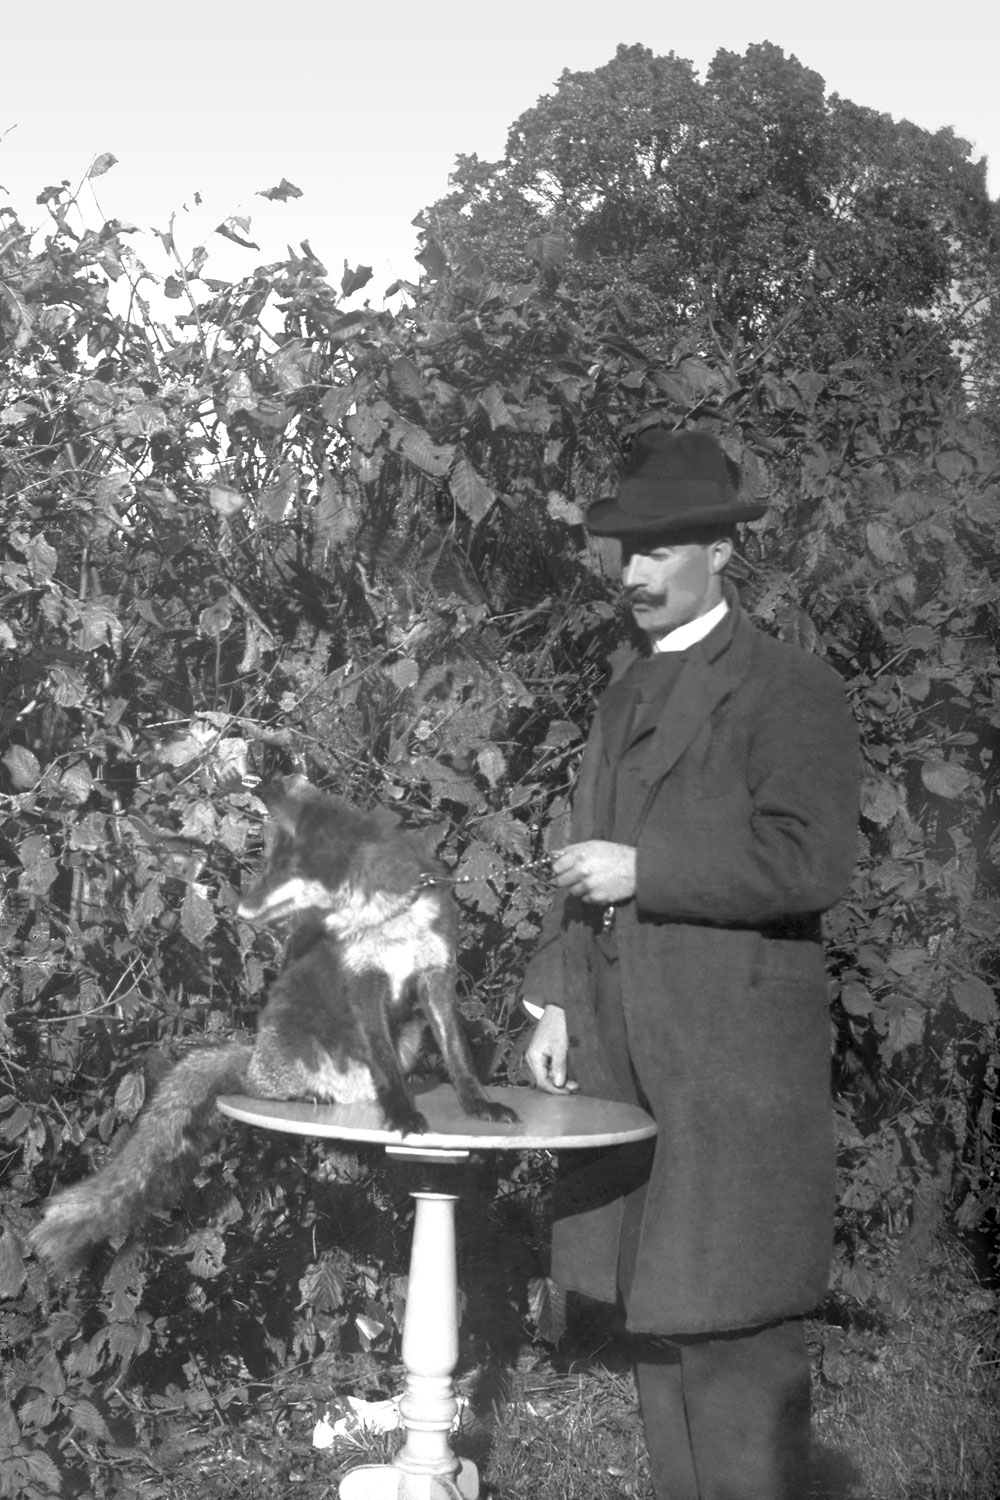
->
[601, 905, 616, 934]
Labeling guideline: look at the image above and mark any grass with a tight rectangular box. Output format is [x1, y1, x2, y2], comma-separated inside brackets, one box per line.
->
[107, 1235, 998, 1500]
[809, 1240, 1000, 1500]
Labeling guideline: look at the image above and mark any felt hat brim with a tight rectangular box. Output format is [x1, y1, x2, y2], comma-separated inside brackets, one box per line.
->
[585, 494, 768, 535]
[584, 427, 767, 536]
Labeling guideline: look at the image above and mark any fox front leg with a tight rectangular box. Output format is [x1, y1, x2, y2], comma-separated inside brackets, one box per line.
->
[417, 971, 518, 1124]
[352, 970, 429, 1136]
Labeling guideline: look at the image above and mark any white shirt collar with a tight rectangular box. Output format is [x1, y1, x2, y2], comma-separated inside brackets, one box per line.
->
[652, 599, 729, 654]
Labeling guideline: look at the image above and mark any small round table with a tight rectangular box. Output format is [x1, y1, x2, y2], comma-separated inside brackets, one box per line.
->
[218, 1085, 656, 1500]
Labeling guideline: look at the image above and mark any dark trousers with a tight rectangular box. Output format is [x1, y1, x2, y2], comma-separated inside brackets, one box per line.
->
[631, 1319, 813, 1500]
[592, 937, 815, 1499]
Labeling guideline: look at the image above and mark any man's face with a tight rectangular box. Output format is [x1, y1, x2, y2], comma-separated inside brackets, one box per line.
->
[620, 534, 731, 639]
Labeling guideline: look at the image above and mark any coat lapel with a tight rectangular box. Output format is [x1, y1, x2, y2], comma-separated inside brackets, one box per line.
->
[621, 602, 749, 843]
[598, 656, 682, 764]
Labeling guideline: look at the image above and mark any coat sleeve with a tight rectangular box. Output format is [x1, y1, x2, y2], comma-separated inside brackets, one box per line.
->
[635, 650, 859, 925]
[521, 897, 567, 1009]
[520, 712, 607, 1010]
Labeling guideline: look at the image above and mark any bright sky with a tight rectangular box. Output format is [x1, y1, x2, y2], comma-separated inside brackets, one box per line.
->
[2, 0, 996, 306]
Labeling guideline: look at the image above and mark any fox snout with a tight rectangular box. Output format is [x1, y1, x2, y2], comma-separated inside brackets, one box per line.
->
[238, 875, 334, 924]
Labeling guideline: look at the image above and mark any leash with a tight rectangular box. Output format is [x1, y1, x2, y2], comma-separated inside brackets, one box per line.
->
[417, 854, 554, 889]
[418, 859, 617, 931]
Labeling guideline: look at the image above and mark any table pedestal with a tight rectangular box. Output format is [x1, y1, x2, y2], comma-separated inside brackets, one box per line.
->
[340, 1148, 478, 1500]
[216, 1085, 656, 1500]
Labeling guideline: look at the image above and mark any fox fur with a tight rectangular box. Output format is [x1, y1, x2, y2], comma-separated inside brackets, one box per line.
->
[31, 780, 516, 1276]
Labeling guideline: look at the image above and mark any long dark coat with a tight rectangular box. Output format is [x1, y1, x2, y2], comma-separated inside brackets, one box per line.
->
[524, 595, 860, 1336]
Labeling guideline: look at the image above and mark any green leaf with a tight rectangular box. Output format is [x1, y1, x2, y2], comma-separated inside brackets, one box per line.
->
[476, 745, 507, 788]
[215, 217, 259, 250]
[66, 1399, 111, 1440]
[225, 371, 256, 418]
[526, 230, 569, 267]
[199, 598, 234, 638]
[398, 424, 455, 479]
[259, 463, 297, 521]
[78, 602, 123, 653]
[180, 798, 219, 841]
[341, 261, 373, 296]
[648, 369, 691, 404]
[271, 338, 314, 392]
[921, 757, 972, 799]
[3, 745, 41, 791]
[321, 383, 358, 426]
[546, 492, 584, 526]
[934, 449, 966, 483]
[865, 522, 901, 565]
[964, 487, 1000, 529]
[675, 356, 725, 400]
[859, 774, 905, 827]
[50, 665, 88, 708]
[58, 764, 93, 806]
[951, 976, 997, 1023]
[253, 395, 292, 430]
[114, 1071, 146, 1120]
[25, 534, 58, 580]
[17, 835, 58, 894]
[839, 980, 873, 1017]
[116, 400, 169, 437]
[258, 178, 303, 201]
[0, 1398, 20, 1446]
[387, 658, 420, 691]
[23, 1449, 62, 1492]
[180, 886, 216, 946]
[478, 384, 513, 429]
[299, 1258, 346, 1312]
[314, 477, 357, 544]
[0, 1231, 26, 1299]
[88, 151, 118, 178]
[355, 1313, 387, 1349]
[389, 356, 427, 403]
[789, 370, 826, 411]
[885, 1008, 925, 1054]
[450, 457, 495, 522]
[346, 406, 385, 450]
[399, 756, 483, 811]
[0, 402, 34, 428]
[183, 1228, 227, 1278]
[107, 1319, 150, 1361]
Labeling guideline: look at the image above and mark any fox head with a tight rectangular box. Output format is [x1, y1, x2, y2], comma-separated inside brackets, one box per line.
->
[238, 779, 436, 929]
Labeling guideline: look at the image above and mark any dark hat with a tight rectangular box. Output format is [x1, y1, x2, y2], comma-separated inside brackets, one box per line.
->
[585, 428, 767, 536]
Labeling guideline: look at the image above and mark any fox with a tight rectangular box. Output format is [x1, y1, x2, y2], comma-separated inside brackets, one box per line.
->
[31, 779, 517, 1276]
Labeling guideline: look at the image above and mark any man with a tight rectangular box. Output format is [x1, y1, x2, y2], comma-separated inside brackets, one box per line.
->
[524, 426, 859, 1500]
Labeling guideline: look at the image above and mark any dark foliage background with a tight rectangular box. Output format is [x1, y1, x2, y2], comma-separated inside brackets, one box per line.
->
[0, 42, 997, 1496]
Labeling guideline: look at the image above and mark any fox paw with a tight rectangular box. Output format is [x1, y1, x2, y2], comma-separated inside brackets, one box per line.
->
[474, 1099, 519, 1125]
[386, 1109, 428, 1136]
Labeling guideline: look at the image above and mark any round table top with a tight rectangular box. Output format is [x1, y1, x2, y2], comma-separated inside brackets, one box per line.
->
[217, 1084, 656, 1151]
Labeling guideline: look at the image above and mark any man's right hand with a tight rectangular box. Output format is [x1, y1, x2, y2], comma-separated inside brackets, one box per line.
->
[525, 1005, 579, 1094]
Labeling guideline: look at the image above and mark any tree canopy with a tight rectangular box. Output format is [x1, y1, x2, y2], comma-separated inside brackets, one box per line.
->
[422, 42, 997, 399]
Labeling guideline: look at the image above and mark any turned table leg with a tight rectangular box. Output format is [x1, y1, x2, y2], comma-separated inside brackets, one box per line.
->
[339, 1150, 477, 1500]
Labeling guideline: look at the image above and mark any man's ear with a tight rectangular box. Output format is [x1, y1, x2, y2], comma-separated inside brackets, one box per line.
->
[710, 537, 734, 574]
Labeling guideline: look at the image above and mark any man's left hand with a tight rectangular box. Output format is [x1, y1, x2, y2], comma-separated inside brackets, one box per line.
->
[551, 841, 637, 905]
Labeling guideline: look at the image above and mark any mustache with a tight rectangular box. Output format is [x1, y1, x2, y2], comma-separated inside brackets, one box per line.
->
[624, 590, 665, 606]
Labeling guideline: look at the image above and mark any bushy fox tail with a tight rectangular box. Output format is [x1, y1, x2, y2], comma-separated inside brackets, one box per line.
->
[31, 1042, 252, 1277]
